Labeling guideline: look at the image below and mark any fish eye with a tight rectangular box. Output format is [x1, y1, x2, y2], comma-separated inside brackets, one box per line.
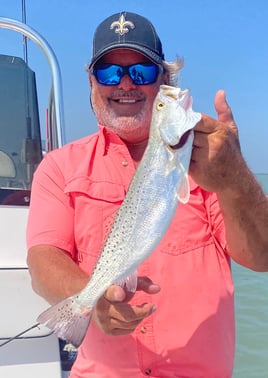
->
[157, 102, 164, 110]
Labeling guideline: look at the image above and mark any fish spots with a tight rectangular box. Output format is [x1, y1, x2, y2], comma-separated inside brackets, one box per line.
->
[36, 85, 200, 347]
[102, 211, 117, 247]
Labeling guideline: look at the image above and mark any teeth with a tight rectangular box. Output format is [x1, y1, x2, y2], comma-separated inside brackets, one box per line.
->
[118, 99, 136, 103]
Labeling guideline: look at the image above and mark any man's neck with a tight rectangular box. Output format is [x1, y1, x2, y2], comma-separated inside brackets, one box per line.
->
[125, 139, 148, 167]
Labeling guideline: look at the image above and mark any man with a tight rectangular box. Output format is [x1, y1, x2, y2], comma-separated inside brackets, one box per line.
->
[27, 11, 268, 378]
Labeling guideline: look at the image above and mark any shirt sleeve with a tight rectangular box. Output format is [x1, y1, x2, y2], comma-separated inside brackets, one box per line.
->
[26, 152, 75, 256]
[205, 190, 227, 252]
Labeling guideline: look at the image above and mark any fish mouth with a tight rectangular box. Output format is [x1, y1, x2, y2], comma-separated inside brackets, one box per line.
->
[169, 130, 192, 150]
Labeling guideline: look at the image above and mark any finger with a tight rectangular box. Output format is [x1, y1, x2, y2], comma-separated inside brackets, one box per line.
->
[109, 315, 140, 330]
[112, 302, 156, 322]
[101, 302, 156, 335]
[214, 89, 234, 123]
[136, 276, 161, 294]
[194, 90, 234, 134]
[109, 316, 145, 336]
[193, 114, 218, 134]
[192, 128, 210, 148]
[190, 145, 200, 163]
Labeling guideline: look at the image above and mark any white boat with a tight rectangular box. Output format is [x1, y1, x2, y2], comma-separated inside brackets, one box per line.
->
[0, 17, 75, 378]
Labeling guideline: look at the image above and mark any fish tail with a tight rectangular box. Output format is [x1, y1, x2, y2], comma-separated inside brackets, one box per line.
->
[37, 296, 92, 347]
[163, 57, 184, 87]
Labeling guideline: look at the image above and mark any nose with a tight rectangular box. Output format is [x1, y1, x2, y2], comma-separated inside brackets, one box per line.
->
[118, 74, 137, 90]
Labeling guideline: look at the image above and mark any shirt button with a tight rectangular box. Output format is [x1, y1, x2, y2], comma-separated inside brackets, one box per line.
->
[121, 160, 128, 166]
[145, 368, 151, 375]
[140, 326, 147, 334]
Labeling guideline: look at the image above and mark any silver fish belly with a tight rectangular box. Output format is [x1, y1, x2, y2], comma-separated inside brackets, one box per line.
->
[37, 85, 201, 347]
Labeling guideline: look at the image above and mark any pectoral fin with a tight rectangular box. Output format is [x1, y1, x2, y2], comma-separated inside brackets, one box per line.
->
[176, 171, 190, 204]
[115, 271, 138, 293]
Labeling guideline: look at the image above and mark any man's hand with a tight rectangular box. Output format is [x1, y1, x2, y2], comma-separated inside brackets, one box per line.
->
[92, 276, 160, 336]
[190, 90, 268, 271]
[190, 90, 244, 192]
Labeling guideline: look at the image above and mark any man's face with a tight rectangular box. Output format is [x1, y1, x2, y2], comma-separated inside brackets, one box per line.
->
[90, 49, 165, 144]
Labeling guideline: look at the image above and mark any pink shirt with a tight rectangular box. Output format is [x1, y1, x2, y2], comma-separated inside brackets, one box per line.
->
[27, 126, 235, 378]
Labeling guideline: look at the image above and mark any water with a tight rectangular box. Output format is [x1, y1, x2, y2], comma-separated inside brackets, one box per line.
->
[233, 174, 268, 377]
[61, 174, 268, 378]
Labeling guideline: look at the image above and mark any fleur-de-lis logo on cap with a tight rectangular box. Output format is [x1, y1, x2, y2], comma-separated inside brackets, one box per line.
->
[110, 15, 135, 36]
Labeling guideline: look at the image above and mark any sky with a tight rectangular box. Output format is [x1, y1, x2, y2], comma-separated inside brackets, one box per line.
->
[0, 0, 267, 173]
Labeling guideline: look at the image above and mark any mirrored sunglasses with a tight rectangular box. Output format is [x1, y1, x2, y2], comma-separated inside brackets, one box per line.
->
[92, 63, 161, 86]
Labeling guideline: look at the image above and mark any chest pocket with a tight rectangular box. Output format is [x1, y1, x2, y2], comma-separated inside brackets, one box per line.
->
[157, 189, 213, 256]
[64, 177, 125, 269]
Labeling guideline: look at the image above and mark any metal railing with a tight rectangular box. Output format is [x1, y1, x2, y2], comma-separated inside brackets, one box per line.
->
[0, 17, 66, 150]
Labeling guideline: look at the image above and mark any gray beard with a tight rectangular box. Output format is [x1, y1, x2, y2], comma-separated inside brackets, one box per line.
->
[92, 101, 150, 141]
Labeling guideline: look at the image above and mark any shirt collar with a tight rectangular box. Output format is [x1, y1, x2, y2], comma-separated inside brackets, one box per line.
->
[98, 124, 127, 156]
[98, 124, 199, 192]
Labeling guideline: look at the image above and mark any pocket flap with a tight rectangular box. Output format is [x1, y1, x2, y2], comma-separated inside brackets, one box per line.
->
[64, 176, 126, 203]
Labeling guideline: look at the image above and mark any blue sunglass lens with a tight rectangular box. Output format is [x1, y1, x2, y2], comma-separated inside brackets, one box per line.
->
[129, 64, 158, 85]
[94, 65, 122, 85]
[93, 64, 159, 86]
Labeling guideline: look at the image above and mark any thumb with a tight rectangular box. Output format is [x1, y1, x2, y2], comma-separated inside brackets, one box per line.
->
[104, 285, 127, 303]
[214, 89, 234, 124]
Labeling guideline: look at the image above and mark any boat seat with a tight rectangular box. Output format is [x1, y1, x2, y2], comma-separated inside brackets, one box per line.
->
[0, 150, 16, 178]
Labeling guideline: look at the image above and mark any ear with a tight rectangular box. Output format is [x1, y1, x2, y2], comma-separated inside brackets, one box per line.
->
[89, 74, 93, 87]
[163, 71, 170, 85]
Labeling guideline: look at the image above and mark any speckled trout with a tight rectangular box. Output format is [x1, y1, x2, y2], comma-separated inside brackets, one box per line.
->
[37, 85, 201, 346]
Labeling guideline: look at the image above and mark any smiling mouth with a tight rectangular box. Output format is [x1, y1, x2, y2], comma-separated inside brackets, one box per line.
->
[116, 98, 137, 104]
[112, 98, 142, 104]
[110, 90, 145, 104]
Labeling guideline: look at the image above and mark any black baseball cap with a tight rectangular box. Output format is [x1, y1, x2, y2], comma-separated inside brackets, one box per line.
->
[88, 11, 165, 70]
